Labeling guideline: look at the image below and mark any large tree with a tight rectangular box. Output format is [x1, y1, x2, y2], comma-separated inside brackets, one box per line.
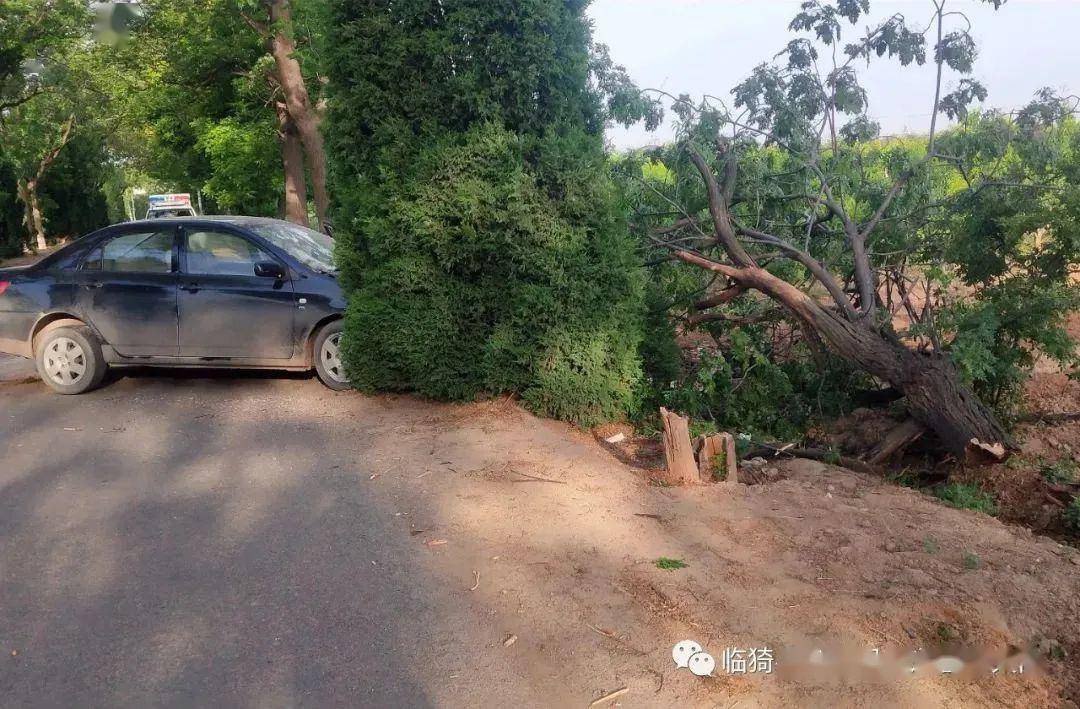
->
[0, 0, 93, 250]
[641, 0, 1079, 459]
[322, 0, 659, 425]
[230, 0, 331, 229]
[114, 0, 328, 227]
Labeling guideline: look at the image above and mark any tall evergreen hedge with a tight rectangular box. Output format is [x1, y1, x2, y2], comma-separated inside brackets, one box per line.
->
[323, 0, 645, 426]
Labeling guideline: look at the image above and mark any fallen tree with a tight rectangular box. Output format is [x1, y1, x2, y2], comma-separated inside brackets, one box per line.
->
[637, 0, 1080, 461]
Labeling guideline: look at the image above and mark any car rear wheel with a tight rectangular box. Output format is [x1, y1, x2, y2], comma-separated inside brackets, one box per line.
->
[35, 325, 107, 395]
[313, 321, 350, 391]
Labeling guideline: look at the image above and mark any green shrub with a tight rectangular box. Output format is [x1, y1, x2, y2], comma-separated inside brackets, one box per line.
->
[323, 1, 645, 427]
[335, 124, 644, 427]
[935, 483, 999, 516]
[1040, 458, 1078, 484]
[653, 320, 868, 441]
[1065, 497, 1080, 534]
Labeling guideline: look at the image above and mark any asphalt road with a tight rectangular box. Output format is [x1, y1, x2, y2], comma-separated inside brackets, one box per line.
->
[0, 361, 536, 707]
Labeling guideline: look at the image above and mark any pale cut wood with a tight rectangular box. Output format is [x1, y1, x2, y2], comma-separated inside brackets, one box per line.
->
[966, 438, 1007, 464]
[660, 408, 698, 485]
[721, 432, 739, 485]
[695, 434, 716, 481]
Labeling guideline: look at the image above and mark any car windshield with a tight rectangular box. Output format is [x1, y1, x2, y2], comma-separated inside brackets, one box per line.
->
[148, 209, 194, 219]
[244, 221, 336, 273]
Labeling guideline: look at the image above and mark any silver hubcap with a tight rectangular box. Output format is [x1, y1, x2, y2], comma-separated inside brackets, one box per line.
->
[321, 333, 347, 384]
[44, 337, 87, 386]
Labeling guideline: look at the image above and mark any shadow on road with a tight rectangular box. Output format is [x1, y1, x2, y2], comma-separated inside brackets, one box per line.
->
[0, 379, 442, 707]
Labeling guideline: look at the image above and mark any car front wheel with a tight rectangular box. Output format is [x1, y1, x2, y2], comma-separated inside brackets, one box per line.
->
[313, 321, 350, 391]
[35, 325, 107, 395]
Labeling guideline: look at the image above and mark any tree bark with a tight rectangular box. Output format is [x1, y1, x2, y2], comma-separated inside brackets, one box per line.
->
[275, 100, 309, 227]
[694, 285, 747, 311]
[268, 0, 330, 233]
[17, 179, 47, 252]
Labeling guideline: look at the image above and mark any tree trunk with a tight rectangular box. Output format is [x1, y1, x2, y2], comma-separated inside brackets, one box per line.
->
[276, 101, 309, 227]
[15, 115, 75, 253]
[17, 179, 47, 252]
[268, 0, 330, 234]
[660, 407, 699, 485]
[670, 250, 1013, 461]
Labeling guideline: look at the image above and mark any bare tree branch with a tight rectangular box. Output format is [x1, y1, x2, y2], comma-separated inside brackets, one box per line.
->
[686, 147, 756, 268]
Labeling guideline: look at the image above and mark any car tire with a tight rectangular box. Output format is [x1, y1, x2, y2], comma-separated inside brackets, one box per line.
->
[313, 321, 350, 391]
[34, 325, 107, 395]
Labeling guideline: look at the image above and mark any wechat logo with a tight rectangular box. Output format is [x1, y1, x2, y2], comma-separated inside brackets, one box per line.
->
[672, 640, 716, 677]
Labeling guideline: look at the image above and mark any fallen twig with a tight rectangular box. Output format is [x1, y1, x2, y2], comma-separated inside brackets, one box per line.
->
[470, 570, 480, 591]
[586, 623, 618, 639]
[747, 442, 880, 475]
[508, 470, 567, 485]
[585, 623, 646, 656]
[589, 687, 629, 707]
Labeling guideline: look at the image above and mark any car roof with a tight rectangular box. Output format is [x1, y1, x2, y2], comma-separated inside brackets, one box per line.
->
[123, 216, 296, 229]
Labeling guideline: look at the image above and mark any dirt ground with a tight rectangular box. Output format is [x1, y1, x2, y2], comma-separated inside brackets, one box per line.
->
[368, 398, 1080, 708]
[6, 361, 1076, 707]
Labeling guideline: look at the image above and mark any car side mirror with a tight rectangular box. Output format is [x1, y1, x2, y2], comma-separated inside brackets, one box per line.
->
[254, 261, 286, 279]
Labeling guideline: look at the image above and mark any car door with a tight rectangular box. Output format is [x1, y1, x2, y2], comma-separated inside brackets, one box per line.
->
[74, 226, 180, 357]
[178, 227, 296, 359]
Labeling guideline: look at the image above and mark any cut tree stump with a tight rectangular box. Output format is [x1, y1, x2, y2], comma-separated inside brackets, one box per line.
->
[660, 407, 699, 485]
[697, 433, 739, 484]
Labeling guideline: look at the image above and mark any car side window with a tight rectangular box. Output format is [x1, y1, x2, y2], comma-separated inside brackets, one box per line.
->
[83, 230, 174, 273]
[185, 231, 275, 277]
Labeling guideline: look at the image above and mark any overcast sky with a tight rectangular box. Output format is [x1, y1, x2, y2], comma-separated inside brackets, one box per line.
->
[588, 0, 1080, 149]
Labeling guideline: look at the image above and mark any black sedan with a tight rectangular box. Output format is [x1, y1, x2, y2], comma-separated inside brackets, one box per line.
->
[0, 217, 349, 394]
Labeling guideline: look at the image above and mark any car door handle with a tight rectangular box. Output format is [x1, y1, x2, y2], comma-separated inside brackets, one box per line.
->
[180, 284, 200, 293]
[83, 282, 103, 289]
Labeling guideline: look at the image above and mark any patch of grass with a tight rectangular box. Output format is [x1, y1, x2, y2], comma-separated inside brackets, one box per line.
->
[962, 551, 982, 571]
[887, 467, 922, 489]
[1040, 458, 1078, 484]
[922, 535, 940, 555]
[1065, 496, 1080, 534]
[655, 557, 688, 571]
[1005, 454, 1033, 471]
[935, 623, 958, 644]
[935, 483, 998, 516]
[712, 454, 728, 482]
